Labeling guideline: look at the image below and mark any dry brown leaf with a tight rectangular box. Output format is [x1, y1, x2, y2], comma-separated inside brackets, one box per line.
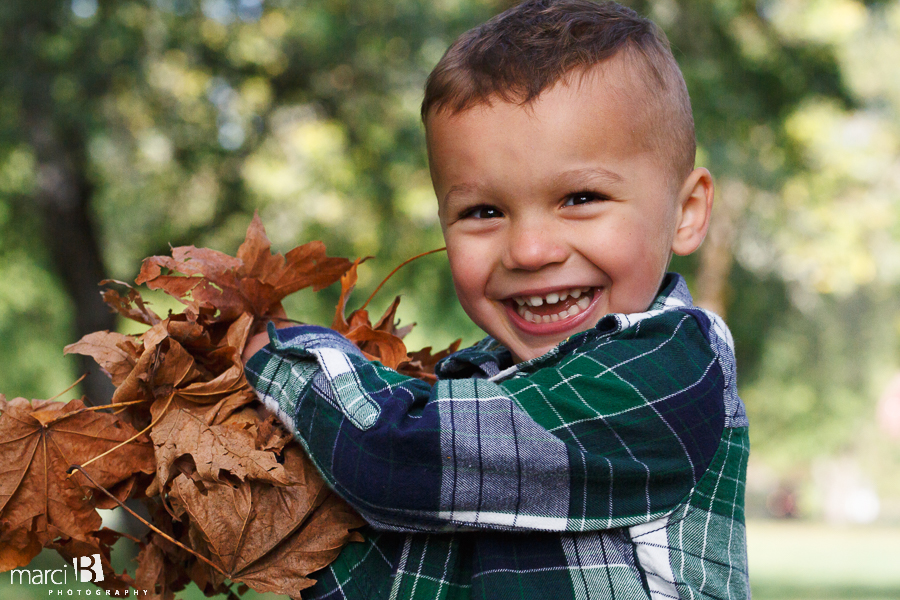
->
[347, 328, 410, 370]
[99, 280, 162, 326]
[109, 337, 198, 424]
[237, 215, 357, 299]
[106, 336, 253, 431]
[331, 259, 365, 335]
[65, 331, 142, 387]
[134, 502, 196, 599]
[0, 396, 154, 569]
[151, 407, 291, 492]
[142, 317, 210, 354]
[0, 525, 42, 573]
[225, 312, 254, 357]
[256, 413, 293, 454]
[167, 445, 365, 596]
[398, 340, 463, 384]
[136, 213, 353, 322]
[135, 540, 173, 600]
[331, 260, 411, 369]
[232, 491, 365, 595]
[372, 295, 414, 339]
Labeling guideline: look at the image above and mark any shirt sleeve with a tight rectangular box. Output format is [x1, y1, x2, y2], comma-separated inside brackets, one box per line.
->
[245, 312, 727, 533]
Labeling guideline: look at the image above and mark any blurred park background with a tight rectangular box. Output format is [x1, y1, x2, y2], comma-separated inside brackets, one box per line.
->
[1, 0, 899, 598]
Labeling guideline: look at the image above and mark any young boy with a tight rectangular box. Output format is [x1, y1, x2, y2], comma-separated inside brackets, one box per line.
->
[244, 1, 750, 598]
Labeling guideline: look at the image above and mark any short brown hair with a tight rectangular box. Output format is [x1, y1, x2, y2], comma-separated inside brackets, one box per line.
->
[422, 0, 696, 182]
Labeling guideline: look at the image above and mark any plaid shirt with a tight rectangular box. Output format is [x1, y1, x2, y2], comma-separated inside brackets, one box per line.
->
[245, 273, 750, 600]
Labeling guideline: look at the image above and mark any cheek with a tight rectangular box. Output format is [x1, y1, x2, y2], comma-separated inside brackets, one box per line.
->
[587, 218, 650, 270]
[585, 218, 670, 305]
[447, 249, 484, 309]
[616, 214, 672, 265]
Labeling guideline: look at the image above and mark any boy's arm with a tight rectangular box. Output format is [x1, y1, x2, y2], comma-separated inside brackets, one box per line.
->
[245, 311, 731, 534]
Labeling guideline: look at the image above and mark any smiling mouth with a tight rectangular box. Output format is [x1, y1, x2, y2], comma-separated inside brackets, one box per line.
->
[510, 287, 595, 325]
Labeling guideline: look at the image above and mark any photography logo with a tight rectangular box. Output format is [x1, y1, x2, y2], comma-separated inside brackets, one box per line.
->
[74, 553, 104, 583]
[9, 551, 148, 595]
[8, 552, 106, 586]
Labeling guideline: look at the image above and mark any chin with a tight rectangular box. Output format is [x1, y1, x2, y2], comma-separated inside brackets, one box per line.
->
[507, 339, 562, 364]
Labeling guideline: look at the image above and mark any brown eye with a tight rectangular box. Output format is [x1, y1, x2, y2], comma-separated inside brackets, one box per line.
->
[463, 205, 503, 219]
[564, 192, 608, 206]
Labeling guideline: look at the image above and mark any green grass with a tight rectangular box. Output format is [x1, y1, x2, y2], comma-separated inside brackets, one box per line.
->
[3, 519, 899, 599]
[748, 519, 900, 600]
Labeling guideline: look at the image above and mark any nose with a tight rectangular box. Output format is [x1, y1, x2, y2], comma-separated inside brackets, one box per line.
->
[501, 217, 569, 271]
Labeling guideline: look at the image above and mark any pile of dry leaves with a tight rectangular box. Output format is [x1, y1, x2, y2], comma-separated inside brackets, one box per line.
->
[0, 215, 458, 598]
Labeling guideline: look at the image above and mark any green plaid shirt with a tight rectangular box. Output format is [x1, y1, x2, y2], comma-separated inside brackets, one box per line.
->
[245, 274, 750, 599]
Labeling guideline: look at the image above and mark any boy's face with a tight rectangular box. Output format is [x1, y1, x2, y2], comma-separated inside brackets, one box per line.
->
[428, 58, 712, 363]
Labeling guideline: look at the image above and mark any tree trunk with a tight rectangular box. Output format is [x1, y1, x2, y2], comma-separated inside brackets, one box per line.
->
[26, 114, 116, 404]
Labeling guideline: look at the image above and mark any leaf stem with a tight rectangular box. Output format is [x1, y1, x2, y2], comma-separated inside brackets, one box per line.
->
[71, 398, 151, 414]
[110, 398, 153, 414]
[76, 394, 174, 471]
[66, 464, 229, 578]
[48, 375, 87, 401]
[38, 398, 152, 431]
[359, 247, 446, 312]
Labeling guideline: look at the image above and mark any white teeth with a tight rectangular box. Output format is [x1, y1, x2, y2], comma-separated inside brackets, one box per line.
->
[514, 287, 596, 324]
[515, 287, 593, 307]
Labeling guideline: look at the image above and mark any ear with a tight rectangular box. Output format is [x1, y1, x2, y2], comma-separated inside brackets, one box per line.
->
[671, 168, 714, 256]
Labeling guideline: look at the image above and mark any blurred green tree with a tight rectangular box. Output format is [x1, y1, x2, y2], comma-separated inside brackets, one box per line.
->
[0, 0, 503, 403]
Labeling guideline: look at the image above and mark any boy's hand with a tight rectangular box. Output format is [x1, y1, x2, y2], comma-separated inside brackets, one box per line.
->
[241, 319, 297, 365]
[242, 331, 271, 365]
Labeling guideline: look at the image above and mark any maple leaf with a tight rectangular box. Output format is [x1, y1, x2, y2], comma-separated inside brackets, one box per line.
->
[372, 295, 415, 339]
[255, 412, 294, 454]
[104, 334, 254, 433]
[236, 216, 355, 307]
[0, 526, 42, 573]
[133, 499, 197, 600]
[397, 340, 463, 384]
[151, 406, 292, 494]
[166, 445, 365, 596]
[65, 331, 141, 387]
[331, 260, 410, 369]
[0, 396, 154, 570]
[331, 259, 368, 335]
[135, 213, 353, 322]
[135, 534, 192, 600]
[99, 279, 162, 326]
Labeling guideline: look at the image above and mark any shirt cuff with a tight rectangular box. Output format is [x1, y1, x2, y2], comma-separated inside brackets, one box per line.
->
[267, 323, 366, 359]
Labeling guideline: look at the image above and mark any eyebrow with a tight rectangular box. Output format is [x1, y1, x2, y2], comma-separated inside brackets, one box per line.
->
[442, 166, 624, 205]
[442, 183, 482, 205]
[551, 166, 624, 187]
